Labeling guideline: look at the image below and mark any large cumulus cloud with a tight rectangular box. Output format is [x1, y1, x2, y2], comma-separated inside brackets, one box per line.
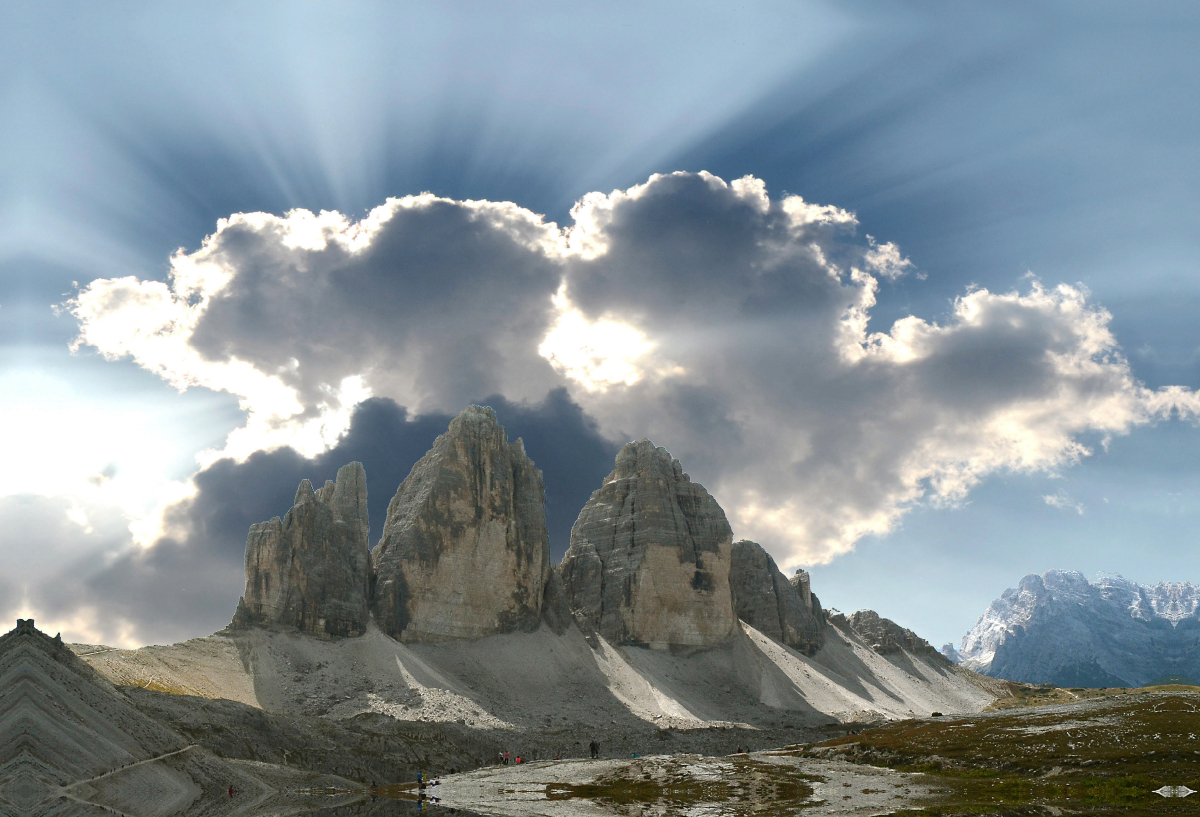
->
[69, 171, 1192, 575]
[556, 173, 1179, 562]
[70, 197, 565, 460]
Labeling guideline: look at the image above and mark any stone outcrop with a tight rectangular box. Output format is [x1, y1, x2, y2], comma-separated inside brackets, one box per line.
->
[232, 462, 371, 638]
[728, 540, 825, 654]
[831, 610, 945, 660]
[371, 406, 553, 642]
[1, 619, 360, 812]
[559, 440, 738, 650]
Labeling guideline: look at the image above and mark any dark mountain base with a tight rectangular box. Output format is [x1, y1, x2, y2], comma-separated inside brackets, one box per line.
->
[122, 686, 850, 786]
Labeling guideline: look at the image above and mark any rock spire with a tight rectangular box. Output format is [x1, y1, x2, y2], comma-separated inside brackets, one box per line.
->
[559, 439, 738, 650]
[232, 462, 371, 638]
[728, 540, 825, 654]
[370, 406, 555, 642]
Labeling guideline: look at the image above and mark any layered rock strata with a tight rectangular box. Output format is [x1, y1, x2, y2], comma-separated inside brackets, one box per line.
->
[559, 439, 738, 650]
[728, 540, 825, 654]
[233, 462, 371, 637]
[371, 406, 553, 642]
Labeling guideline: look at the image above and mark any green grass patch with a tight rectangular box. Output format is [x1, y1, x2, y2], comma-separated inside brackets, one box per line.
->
[801, 690, 1200, 815]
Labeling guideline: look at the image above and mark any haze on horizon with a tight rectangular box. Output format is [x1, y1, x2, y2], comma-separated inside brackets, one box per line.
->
[4, 0, 1200, 651]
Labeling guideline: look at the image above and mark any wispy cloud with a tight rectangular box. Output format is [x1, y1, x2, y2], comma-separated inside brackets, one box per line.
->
[1044, 492, 1085, 515]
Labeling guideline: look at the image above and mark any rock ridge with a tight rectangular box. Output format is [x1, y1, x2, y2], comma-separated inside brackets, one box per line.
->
[832, 610, 946, 660]
[229, 413, 839, 656]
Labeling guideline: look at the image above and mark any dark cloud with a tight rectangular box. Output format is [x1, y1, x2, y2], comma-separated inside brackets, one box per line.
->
[568, 173, 858, 326]
[166, 387, 615, 564]
[182, 199, 565, 414]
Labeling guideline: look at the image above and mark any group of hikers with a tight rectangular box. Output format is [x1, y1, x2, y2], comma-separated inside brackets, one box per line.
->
[415, 771, 441, 808]
[494, 740, 602, 767]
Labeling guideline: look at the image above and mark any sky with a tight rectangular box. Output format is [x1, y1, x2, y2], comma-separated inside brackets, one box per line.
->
[4, 0, 1200, 650]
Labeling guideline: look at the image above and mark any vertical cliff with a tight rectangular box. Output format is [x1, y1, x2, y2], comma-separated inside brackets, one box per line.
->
[728, 540, 825, 654]
[559, 440, 738, 650]
[232, 461, 371, 637]
[370, 406, 553, 642]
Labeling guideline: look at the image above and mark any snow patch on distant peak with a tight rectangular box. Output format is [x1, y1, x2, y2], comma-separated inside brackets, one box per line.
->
[1146, 582, 1200, 624]
[957, 571, 1200, 672]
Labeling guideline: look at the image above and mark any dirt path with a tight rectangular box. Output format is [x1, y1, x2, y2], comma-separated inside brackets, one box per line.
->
[62, 744, 199, 789]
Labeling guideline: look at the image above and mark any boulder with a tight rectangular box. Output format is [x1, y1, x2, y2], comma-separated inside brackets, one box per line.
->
[371, 406, 551, 642]
[728, 540, 825, 654]
[232, 462, 371, 638]
[559, 439, 738, 650]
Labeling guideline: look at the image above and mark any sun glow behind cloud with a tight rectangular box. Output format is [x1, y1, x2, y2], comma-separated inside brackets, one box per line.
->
[538, 285, 682, 391]
[0, 367, 217, 512]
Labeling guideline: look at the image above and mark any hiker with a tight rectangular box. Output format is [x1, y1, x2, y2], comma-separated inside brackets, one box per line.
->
[228, 786, 233, 798]
[515, 756, 522, 764]
[589, 740, 599, 758]
[503, 751, 510, 765]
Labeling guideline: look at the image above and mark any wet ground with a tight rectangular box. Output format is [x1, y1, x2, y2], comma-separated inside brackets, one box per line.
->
[795, 686, 1200, 815]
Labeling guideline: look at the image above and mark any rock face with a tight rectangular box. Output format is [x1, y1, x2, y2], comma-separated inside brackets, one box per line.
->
[233, 462, 371, 637]
[728, 540, 825, 654]
[559, 440, 738, 650]
[833, 610, 945, 660]
[371, 406, 552, 642]
[958, 570, 1200, 687]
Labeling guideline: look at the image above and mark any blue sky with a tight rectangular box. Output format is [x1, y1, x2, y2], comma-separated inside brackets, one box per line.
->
[4, 1, 1200, 648]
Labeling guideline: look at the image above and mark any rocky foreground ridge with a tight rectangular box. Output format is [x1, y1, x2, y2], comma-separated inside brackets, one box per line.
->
[956, 570, 1200, 687]
[0, 619, 359, 817]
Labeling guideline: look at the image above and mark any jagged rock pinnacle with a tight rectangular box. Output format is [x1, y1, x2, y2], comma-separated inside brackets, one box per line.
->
[559, 439, 738, 650]
[233, 461, 371, 637]
[370, 406, 555, 642]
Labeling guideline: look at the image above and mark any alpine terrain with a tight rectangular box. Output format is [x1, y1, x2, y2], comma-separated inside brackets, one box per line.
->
[956, 569, 1200, 687]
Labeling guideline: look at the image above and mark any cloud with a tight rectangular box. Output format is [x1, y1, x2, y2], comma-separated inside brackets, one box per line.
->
[68, 197, 566, 461]
[69, 171, 1194, 575]
[551, 172, 1183, 566]
[1044, 492, 1085, 515]
[15, 390, 616, 645]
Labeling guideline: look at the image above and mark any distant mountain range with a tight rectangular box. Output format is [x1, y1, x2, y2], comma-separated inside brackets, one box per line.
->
[954, 570, 1200, 687]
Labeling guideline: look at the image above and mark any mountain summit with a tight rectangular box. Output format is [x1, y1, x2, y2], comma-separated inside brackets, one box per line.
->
[959, 570, 1200, 687]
